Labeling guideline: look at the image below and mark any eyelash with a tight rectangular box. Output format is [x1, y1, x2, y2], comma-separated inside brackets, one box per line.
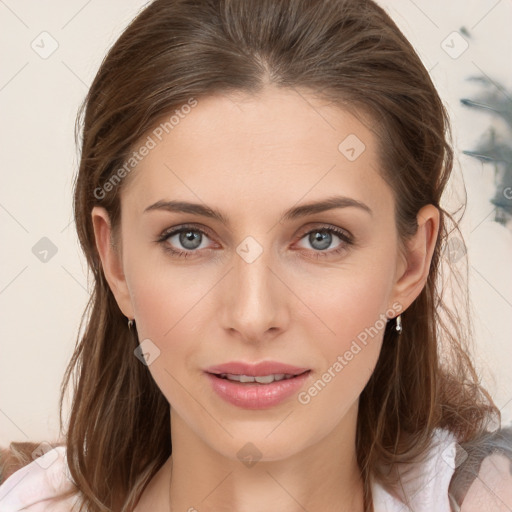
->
[156, 223, 354, 260]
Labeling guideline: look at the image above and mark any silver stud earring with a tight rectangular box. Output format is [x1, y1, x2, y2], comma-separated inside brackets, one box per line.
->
[128, 318, 134, 329]
[395, 314, 402, 334]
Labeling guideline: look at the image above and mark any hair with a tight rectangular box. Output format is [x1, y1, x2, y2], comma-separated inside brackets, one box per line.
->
[48, 0, 502, 510]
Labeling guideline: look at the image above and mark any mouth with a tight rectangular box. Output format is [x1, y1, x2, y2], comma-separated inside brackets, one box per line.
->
[204, 369, 312, 409]
[204, 360, 311, 378]
[208, 370, 311, 384]
[203, 361, 312, 409]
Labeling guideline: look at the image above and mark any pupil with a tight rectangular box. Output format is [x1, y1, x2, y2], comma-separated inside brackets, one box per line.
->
[311, 231, 331, 250]
[181, 230, 200, 249]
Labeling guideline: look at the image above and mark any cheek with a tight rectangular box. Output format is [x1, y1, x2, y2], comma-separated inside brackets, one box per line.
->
[295, 262, 393, 403]
[124, 234, 210, 340]
[127, 275, 199, 407]
[128, 266, 210, 353]
[294, 292, 387, 432]
[124, 253, 216, 393]
[302, 259, 394, 350]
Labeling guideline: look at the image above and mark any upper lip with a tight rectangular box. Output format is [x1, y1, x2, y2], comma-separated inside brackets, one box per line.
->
[205, 361, 311, 377]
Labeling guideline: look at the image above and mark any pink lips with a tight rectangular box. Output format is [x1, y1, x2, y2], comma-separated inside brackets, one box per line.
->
[204, 361, 311, 409]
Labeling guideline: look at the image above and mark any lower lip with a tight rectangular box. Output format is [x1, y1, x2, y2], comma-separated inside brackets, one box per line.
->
[205, 371, 311, 409]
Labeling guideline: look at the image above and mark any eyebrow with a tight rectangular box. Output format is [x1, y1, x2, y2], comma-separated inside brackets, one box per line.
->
[143, 195, 373, 224]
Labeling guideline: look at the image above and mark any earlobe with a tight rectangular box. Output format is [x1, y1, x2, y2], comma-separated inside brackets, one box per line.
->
[390, 204, 440, 312]
[91, 206, 134, 319]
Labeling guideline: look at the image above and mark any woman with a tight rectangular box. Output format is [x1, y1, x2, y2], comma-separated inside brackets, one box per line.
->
[1, 0, 511, 510]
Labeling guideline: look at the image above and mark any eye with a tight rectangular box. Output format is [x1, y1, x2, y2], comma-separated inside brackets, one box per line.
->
[295, 225, 354, 258]
[156, 224, 215, 259]
[156, 223, 354, 260]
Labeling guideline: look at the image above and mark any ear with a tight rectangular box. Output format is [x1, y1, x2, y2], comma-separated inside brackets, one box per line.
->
[390, 204, 440, 313]
[91, 206, 134, 319]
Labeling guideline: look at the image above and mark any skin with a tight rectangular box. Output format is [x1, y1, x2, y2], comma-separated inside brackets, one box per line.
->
[461, 454, 512, 511]
[92, 85, 439, 511]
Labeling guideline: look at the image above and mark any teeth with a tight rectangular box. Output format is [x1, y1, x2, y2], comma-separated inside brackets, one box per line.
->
[219, 373, 295, 383]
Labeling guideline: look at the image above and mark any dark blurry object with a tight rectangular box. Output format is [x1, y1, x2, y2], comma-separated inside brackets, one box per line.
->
[461, 75, 512, 225]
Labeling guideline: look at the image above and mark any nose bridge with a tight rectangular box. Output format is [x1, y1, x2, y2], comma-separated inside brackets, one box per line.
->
[224, 234, 285, 339]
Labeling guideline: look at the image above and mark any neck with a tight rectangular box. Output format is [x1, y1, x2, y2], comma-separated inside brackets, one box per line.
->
[166, 402, 365, 512]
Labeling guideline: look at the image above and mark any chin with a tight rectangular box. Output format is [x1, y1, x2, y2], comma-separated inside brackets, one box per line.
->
[206, 429, 307, 464]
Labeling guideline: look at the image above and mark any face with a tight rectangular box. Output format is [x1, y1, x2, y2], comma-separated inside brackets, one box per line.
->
[92, 86, 436, 462]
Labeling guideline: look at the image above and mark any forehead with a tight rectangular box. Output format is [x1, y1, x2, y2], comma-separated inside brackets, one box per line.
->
[121, 86, 393, 220]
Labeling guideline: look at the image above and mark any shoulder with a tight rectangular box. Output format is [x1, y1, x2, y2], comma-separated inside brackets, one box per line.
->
[372, 428, 461, 511]
[0, 443, 80, 511]
[449, 425, 512, 511]
[372, 426, 512, 512]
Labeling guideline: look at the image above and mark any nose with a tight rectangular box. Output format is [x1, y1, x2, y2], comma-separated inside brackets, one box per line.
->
[220, 243, 289, 344]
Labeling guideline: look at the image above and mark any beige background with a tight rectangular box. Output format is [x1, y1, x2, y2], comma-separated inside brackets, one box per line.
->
[1, 0, 511, 445]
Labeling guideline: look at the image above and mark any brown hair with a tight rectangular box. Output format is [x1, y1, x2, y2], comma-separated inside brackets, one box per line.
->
[52, 0, 500, 510]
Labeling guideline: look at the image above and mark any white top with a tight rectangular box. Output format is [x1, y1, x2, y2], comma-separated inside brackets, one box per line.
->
[370, 427, 459, 511]
[0, 428, 459, 511]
